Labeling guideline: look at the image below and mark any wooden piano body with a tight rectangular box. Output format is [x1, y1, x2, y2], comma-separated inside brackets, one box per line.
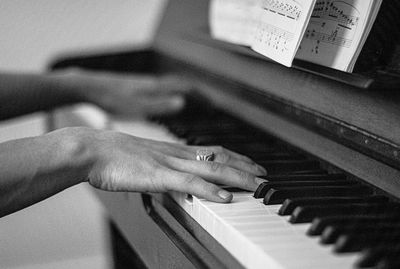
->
[49, 0, 400, 268]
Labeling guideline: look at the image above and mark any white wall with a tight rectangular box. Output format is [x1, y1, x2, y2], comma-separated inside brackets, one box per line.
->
[0, 0, 165, 71]
[0, 1, 166, 268]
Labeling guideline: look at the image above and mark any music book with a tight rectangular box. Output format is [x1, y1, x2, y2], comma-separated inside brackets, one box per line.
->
[209, 0, 383, 72]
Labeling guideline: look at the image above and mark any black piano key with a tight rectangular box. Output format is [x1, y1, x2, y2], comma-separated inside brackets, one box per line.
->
[249, 152, 306, 161]
[184, 127, 258, 136]
[357, 246, 400, 268]
[254, 180, 355, 199]
[308, 217, 353, 236]
[257, 160, 320, 174]
[286, 169, 328, 175]
[321, 223, 400, 245]
[376, 258, 400, 269]
[279, 195, 388, 216]
[222, 143, 286, 155]
[187, 134, 270, 145]
[290, 203, 399, 224]
[222, 186, 249, 192]
[259, 173, 346, 181]
[263, 185, 373, 205]
[335, 232, 400, 253]
[355, 244, 400, 268]
[308, 215, 400, 236]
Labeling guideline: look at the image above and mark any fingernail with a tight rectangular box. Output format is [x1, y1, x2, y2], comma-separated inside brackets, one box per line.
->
[218, 190, 232, 200]
[254, 177, 267, 186]
[256, 164, 267, 175]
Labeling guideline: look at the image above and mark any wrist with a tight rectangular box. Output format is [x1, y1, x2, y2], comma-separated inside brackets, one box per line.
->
[41, 127, 97, 185]
[47, 69, 91, 104]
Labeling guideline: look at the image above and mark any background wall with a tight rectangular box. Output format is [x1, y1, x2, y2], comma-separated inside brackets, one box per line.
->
[0, 1, 165, 268]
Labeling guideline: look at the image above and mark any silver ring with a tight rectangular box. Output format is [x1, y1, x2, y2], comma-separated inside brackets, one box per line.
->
[196, 149, 215, 161]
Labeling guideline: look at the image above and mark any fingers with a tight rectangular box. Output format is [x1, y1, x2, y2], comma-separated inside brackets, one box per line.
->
[140, 75, 192, 97]
[164, 157, 265, 192]
[141, 95, 186, 116]
[210, 146, 255, 164]
[146, 142, 267, 176]
[161, 169, 233, 203]
[157, 75, 192, 94]
[207, 146, 266, 175]
[164, 144, 266, 176]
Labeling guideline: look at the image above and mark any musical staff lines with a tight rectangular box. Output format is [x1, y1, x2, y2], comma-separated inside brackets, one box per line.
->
[304, 28, 352, 49]
[254, 22, 295, 52]
[300, 0, 360, 55]
[262, 0, 303, 20]
[312, 0, 360, 29]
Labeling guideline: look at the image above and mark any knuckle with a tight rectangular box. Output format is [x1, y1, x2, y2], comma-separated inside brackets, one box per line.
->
[182, 174, 199, 185]
[209, 161, 222, 172]
[217, 152, 230, 163]
[236, 169, 253, 182]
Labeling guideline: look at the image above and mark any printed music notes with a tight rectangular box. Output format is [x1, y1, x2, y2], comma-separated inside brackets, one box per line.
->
[252, 0, 316, 67]
[295, 0, 378, 72]
[209, 0, 382, 72]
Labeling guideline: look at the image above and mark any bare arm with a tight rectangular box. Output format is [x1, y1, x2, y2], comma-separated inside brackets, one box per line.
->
[0, 127, 266, 218]
[0, 69, 189, 121]
[0, 72, 79, 120]
[0, 69, 267, 218]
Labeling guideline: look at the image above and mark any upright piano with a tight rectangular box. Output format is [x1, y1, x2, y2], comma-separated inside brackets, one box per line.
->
[50, 0, 400, 268]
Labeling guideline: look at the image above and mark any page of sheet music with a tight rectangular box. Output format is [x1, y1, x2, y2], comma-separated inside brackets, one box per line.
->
[295, 0, 373, 72]
[251, 0, 316, 67]
[209, 0, 259, 46]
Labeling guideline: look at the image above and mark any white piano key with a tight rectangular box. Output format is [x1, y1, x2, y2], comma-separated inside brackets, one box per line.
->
[193, 192, 359, 269]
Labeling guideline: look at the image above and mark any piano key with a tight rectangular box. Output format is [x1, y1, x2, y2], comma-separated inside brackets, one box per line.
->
[260, 173, 346, 181]
[321, 222, 400, 245]
[184, 126, 261, 136]
[356, 246, 400, 268]
[254, 174, 345, 198]
[290, 203, 399, 224]
[263, 185, 373, 205]
[242, 152, 306, 161]
[257, 160, 321, 174]
[222, 186, 249, 192]
[285, 169, 328, 175]
[191, 192, 360, 268]
[279, 195, 388, 215]
[254, 180, 355, 199]
[335, 232, 400, 253]
[218, 143, 287, 155]
[187, 134, 269, 145]
[308, 215, 400, 236]
[376, 258, 400, 269]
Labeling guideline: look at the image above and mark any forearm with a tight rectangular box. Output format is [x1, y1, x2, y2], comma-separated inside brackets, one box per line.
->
[0, 128, 93, 217]
[0, 72, 82, 120]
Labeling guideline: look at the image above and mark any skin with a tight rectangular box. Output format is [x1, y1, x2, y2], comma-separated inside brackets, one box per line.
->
[0, 69, 266, 218]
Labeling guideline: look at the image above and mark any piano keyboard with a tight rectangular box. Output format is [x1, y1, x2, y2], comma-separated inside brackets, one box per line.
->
[111, 100, 400, 269]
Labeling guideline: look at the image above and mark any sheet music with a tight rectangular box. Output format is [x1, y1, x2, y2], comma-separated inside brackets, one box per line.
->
[295, 0, 374, 72]
[251, 0, 316, 67]
[209, 0, 381, 72]
[209, 0, 259, 46]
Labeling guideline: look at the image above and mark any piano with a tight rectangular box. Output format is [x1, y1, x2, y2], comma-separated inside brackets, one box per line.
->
[49, 0, 400, 268]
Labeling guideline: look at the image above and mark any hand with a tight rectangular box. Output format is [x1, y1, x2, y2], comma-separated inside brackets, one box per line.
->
[59, 69, 191, 118]
[59, 127, 267, 203]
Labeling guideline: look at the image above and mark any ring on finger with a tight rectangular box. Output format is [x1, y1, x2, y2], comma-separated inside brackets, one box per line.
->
[196, 149, 215, 161]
